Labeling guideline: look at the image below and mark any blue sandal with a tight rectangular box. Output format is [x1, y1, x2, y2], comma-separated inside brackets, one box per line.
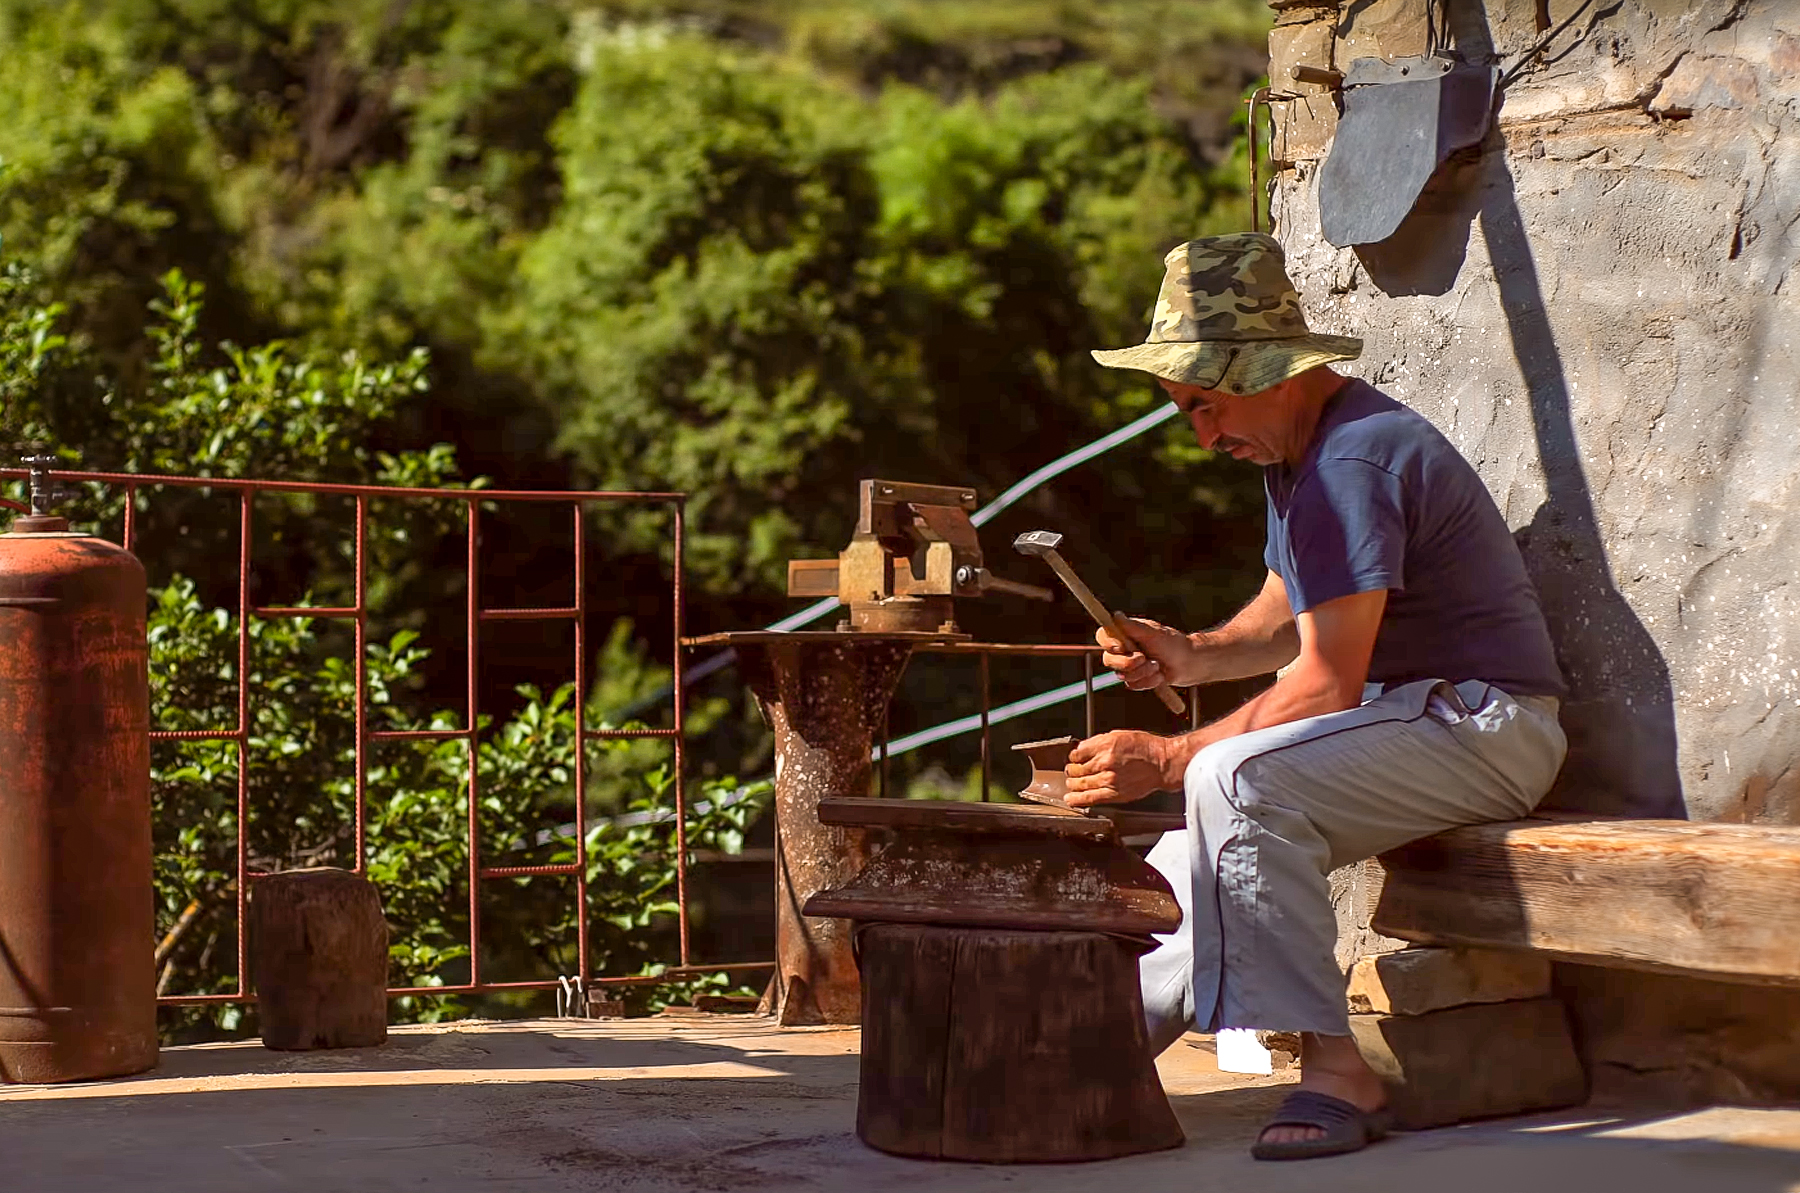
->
[1250, 1089, 1393, 1161]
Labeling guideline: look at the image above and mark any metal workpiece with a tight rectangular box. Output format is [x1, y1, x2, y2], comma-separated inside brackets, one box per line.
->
[0, 514, 156, 1083]
[695, 630, 926, 1025]
[1012, 736, 1080, 809]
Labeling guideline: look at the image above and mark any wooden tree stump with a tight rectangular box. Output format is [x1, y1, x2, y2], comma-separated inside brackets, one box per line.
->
[250, 868, 388, 1050]
[856, 922, 1184, 1163]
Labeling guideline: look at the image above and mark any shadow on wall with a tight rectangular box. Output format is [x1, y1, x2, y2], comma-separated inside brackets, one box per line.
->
[1347, 1, 1683, 818]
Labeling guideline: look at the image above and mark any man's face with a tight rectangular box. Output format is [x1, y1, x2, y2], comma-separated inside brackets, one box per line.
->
[1159, 377, 1287, 466]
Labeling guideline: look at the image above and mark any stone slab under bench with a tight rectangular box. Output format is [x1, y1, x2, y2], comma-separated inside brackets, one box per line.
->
[1347, 946, 1551, 1015]
[1350, 997, 1587, 1130]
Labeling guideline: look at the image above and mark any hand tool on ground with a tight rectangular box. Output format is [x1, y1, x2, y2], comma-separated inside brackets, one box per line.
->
[1012, 530, 1187, 716]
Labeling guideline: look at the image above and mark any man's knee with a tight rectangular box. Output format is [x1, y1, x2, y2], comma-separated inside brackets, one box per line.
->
[1185, 739, 1309, 847]
[1184, 740, 1258, 826]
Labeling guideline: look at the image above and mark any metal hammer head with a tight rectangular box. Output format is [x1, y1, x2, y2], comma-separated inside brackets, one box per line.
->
[1012, 530, 1064, 557]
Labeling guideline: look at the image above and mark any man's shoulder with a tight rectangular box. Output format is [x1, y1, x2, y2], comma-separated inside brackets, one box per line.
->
[1315, 381, 1451, 469]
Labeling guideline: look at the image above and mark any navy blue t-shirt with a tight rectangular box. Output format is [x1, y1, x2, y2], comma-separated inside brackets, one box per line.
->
[1263, 380, 1565, 698]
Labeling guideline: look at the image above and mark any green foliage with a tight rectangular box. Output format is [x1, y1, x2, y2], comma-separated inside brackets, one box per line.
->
[0, 1, 244, 379]
[0, 0, 1279, 1030]
[1, 265, 466, 617]
[504, 36, 884, 588]
[496, 37, 1251, 593]
[4, 264, 433, 475]
[0, 262, 66, 408]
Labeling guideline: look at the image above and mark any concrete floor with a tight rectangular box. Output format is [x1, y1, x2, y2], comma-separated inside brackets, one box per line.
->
[4, 1016, 1799, 1193]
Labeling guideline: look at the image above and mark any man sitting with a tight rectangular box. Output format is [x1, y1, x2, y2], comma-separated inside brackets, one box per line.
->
[1069, 232, 1567, 1160]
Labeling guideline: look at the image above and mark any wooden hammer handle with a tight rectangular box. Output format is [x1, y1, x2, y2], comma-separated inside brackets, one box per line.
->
[1110, 614, 1189, 716]
[1042, 554, 1187, 717]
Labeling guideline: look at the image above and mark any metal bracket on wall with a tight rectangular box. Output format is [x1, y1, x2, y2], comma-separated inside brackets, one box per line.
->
[1290, 64, 1345, 90]
[1317, 53, 1501, 248]
[1247, 86, 1270, 234]
[1247, 84, 1311, 233]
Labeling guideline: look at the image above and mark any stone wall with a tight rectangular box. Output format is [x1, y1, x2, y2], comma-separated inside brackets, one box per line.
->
[1275, 0, 1800, 1105]
[1267, 0, 1800, 823]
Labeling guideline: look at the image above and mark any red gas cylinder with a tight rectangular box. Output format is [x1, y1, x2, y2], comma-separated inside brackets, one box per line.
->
[0, 509, 156, 1082]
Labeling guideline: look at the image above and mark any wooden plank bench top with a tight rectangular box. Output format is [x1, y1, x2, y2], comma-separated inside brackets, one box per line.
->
[1374, 818, 1800, 988]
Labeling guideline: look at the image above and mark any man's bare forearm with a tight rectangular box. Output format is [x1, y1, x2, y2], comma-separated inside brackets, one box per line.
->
[1180, 571, 1298, 683]
[1071, 589, 1386, 809]
[1152, 588, 1387, 791]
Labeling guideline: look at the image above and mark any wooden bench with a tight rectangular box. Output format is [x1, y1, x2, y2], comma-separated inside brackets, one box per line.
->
[1375, 818, 1800, 987]
[1352, 817, 1800, 1119]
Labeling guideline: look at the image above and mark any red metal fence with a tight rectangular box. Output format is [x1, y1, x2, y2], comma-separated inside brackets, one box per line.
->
[0, 465, 779, 1008]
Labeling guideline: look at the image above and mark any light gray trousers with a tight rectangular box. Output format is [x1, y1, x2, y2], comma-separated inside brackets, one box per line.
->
[1138, 678, 1567, 1053]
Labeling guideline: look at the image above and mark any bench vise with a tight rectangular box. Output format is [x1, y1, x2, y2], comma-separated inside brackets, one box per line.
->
[786, 479, 1051, 634]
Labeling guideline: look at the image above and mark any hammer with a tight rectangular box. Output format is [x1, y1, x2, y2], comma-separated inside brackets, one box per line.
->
[1013, 531, 1187, 716]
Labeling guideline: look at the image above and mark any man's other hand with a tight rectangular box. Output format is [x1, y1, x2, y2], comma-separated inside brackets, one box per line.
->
[1066, 730, 1171, 807]
[1097, 616, 1194, 689]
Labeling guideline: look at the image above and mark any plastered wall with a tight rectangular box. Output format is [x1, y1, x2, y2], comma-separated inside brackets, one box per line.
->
[1268, 0, 1800, 823]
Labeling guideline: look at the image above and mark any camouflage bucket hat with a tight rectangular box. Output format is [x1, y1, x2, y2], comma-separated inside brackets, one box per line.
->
[1091, 232, 1362, 396]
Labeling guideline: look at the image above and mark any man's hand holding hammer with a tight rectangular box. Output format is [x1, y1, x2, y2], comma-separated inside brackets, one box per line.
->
[1065, 617, 1192, 807]
[1096, 614, 1200, 689]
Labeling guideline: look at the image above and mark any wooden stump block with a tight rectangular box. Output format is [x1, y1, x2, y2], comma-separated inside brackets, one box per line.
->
[856, 922, 1184, 1163]
[250, 868, 388, 1050]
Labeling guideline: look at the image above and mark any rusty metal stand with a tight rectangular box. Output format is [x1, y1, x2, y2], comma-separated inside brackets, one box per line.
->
[687, 630, 944, 1025]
